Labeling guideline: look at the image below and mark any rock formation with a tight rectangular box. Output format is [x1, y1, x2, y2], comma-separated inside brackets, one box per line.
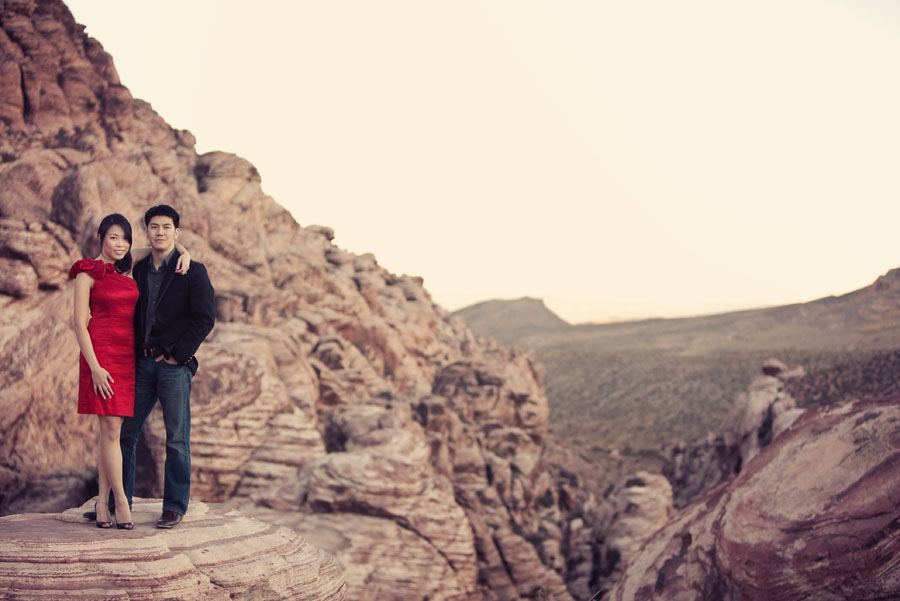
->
[604, 395, 900, 601]
[0, 498, 345, 600]
[560, 471, 674, 600]
[663, 359, 806, 507]
[0, 2, 603, 599]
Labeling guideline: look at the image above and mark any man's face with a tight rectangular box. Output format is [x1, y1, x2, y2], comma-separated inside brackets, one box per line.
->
[147, 215, 178, 253]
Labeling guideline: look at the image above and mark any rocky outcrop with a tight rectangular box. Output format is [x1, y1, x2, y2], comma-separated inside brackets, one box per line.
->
[605, 395, 900, 601]
[0, 2, 597, 599]
[663, 359, 805, 507]
[229, 356, 578, 601]
[560, 471, 673, 601]
[0, 498, 345, 600]
[601, 473, 673, 585]
[237, 510, 475, 601]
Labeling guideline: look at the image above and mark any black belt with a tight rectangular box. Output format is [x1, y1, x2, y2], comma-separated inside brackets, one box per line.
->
[142, 346, 162, 358]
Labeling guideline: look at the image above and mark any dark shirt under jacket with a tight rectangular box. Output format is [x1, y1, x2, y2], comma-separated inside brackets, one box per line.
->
[143, 248, 175, 347]
[133, 249, 215, 375]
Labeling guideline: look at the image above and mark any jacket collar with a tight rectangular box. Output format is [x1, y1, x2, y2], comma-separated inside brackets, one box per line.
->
[149, 248, 177, 273]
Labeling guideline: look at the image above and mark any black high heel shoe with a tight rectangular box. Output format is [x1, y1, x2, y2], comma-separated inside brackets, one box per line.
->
[95, 501, 112, 529]
[115, 505, 134, 530]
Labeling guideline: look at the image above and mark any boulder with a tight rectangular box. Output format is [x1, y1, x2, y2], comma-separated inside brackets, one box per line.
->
[605, 396, 900, 601]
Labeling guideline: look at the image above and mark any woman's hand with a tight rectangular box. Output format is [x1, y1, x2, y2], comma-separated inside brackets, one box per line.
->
[91, 366, 115, 399]
[175, 251, 191, 275]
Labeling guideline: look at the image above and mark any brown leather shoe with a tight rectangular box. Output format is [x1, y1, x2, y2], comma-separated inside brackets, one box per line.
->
[156, 509, 183, 529]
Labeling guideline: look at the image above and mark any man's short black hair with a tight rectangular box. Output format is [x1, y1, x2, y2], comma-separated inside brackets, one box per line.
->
[144, 204, 180, 228]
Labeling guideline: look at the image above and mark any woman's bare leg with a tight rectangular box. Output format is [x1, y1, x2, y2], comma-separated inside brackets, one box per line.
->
[98, 415, 132, 524]
[96, 417, 111, 523]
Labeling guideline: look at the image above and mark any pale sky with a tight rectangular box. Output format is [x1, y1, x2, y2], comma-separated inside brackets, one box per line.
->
[65, 0, 900, 323]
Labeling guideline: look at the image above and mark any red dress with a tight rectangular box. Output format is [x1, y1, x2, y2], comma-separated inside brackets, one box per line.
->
[69, 259, 139, 416]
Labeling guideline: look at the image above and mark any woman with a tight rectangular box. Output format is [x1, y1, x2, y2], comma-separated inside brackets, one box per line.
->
[70, 214, 189, 530]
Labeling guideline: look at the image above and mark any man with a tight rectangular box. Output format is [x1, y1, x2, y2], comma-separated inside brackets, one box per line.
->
[122, 204, 215, 528]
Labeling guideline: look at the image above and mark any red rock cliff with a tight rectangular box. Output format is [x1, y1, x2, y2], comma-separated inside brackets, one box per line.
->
[0, 1, 592, 599]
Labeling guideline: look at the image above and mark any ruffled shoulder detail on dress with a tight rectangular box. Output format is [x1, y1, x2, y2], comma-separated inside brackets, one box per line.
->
[69, 259, 116, 280]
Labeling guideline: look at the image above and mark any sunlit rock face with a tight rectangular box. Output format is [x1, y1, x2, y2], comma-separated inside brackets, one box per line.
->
[0, 2, 598, 599]
[606, 395, 900, 601]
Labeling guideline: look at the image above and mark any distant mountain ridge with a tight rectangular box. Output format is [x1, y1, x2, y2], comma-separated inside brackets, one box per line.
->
[454, 268, 900, 476]
[456, 267, 900, 352]
[452, 297, 569, 343]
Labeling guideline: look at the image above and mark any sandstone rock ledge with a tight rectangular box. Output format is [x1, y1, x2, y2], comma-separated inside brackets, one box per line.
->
[0, 498, 345, 601]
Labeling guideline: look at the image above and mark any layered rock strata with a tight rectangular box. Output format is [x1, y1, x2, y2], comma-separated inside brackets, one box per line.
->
[605, 395, 900, 601]
[0, 498, 345, 600]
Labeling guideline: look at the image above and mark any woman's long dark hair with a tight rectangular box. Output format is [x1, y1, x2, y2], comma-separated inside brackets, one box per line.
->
[97, 213, 133, 274]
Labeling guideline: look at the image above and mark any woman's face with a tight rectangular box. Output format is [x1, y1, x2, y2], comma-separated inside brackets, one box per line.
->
[100, 225, 130, 261]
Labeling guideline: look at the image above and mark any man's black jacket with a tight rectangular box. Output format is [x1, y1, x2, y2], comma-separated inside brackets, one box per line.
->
[133, 250, 215, 374]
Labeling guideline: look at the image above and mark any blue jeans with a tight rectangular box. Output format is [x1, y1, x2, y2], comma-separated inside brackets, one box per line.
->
[120, 356, 192, 515]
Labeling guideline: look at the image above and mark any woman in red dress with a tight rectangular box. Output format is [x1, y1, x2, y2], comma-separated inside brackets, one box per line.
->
[70, 214, 189, 529]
